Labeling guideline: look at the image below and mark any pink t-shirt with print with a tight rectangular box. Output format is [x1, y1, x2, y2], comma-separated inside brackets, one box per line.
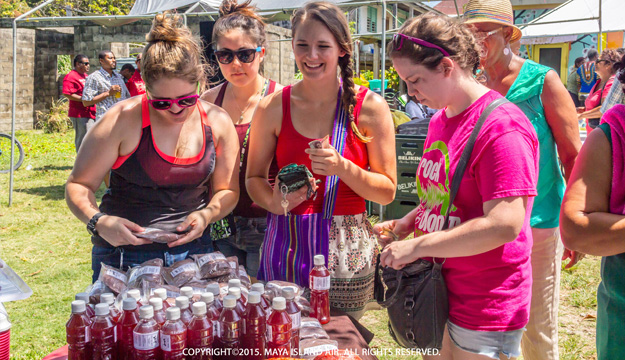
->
[414, 90, 539, 331]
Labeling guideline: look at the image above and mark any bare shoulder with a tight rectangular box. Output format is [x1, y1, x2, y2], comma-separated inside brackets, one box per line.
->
[200, 82, 226, 104]
[543, 69, 567, 93]
[98, 96, 143, 136]
[358, 86, 391, 127]
[200, 99, 232, 130]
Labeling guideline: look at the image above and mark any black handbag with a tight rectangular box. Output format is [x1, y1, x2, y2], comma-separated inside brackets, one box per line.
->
[374, 97, 510, 350]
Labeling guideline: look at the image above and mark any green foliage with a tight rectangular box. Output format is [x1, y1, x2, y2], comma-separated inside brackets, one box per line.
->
[1, 0, 135, 18]
[0, 0, 30, 17]
[294, 70, 303, 81]
[35, 98, 71, 134]
[359, 66, 400, 90]
[57, 54, 72, 75]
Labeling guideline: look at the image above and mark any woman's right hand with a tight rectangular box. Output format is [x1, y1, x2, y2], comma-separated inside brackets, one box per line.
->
[269, 176, 319, 215]
[96, 215, 153, 247]
[373, 217, 413, 248]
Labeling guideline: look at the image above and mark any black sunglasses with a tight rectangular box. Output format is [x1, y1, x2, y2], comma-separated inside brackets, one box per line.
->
[80, 62, 90, 65]
[214, 47, 261, 65]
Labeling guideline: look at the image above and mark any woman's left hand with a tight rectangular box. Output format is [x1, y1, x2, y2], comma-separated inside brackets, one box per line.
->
[380, 238, 420, 270]
[305, 146, 346, 177]
[168, 210, 210, 248]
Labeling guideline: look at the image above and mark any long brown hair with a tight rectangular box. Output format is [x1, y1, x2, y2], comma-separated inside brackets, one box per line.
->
[292, 1, 371, 143]
[142, 12, 209, 91]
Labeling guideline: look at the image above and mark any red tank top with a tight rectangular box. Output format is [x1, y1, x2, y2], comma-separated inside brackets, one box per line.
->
[276, 85, 369, 215]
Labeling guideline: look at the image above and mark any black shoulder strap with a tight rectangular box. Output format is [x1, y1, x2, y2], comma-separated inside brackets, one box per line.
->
[441, 97, 510, 230]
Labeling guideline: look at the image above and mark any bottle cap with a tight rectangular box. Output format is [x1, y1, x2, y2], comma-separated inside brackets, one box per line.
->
[148, 297, 163, 311]
[127, 289, 141, 301]
[314, 255, 325, 266]
[283, 287, 296, 300]
[100, 293, 115, 305]
[95, 303, 110, 316]
[272, 297, 286, 311]
[227, 279, 241, 289]
[248, 291, 261, 304]
[139, 305, 154, 319]
[192, 302, 207, 316]
[175, 296, 189, 309]
[206, 283, 220, 296]
[75, 292, 90, 304]
[166, 307, 181, 321]
[153, 288, 167, 300]
[71, 300, 86, 314]
[180, 286, 194, 299]
[0, 313, 11, 332]
[223, 295, 237, 309]
[251, 283, 265, 294]
[200, 292, 214, 305]
[122, 298, 137, 311]
[228, 287, 241, 300]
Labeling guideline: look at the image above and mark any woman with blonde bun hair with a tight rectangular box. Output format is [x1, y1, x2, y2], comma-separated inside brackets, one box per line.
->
[201, 0, 284, 280]
[66, 12, 240, 282]
[246, 1, 396, 319]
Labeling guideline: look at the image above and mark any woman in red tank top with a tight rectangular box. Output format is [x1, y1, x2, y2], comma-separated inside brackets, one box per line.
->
[201, 0, 284, 281]
[246, 1, 396, 319]
[65, 12, 240, 281]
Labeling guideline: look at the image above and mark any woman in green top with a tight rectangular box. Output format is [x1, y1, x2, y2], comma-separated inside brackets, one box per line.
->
[463, 1, 582, 360]
[567, 57, 585, 108]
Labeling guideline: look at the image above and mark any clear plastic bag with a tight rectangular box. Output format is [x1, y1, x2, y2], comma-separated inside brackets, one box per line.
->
[266, 281, 304, 301]
[133, 227, 184, 243]
[162, 259, 201, 287]
[86, 280, 110, 305]
[192, 252, 231, 279]
[126, 258, 164, 289]
[97, 263, 128, 295]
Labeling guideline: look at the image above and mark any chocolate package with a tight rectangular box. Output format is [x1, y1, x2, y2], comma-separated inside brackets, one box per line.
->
[192, 252, 232, 279]
[126, 258, 164, 289]
[98, 263, 128, 295]
[162, 259, 201, 287]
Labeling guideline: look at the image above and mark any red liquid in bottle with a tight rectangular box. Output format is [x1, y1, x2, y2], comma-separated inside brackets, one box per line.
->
[67, 300, 92, 360]
[134, 305, 161, 360]
[118, 298, 140, 360]
[215, 295, 242, 360]
[283, 288, 301, 355]
[206, 284, 223, 313]
[91, 303, 117, 360]
[227, 288, 246, 317]
[75, 293, 96, 320]
[250, 284, 271, 314]
[266, 297, 292, 359]
[201, 293, 221, 345]
[152, 288, 171, 310]
[149, 298, 167, 327]
[101, 293, 122, 323]
[243, 292, 266, 360]
[160, 307, 187, 360]
[310, 255, 331, 324]
[175, 296, 194, 326]
[187, 302, 213, 360]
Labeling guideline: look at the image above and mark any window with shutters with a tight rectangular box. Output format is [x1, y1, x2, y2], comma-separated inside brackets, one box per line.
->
[366, 6, 377, 33]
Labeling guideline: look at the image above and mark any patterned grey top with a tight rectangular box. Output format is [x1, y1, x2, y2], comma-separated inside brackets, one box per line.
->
[82, 68, 130, 121]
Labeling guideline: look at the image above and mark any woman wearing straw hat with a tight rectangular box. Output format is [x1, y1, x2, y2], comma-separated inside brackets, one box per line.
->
[464, 1, 582, 359]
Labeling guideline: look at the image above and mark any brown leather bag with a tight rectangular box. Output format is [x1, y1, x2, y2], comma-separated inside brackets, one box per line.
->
[374, 98, 510, 350]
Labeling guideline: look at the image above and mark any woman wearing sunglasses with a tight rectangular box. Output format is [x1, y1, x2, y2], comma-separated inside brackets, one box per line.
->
[246, 1, 396, 319]
[65, 12, 239, 282]
[462, 1, 581, 359]
[201, 0, 283, 281]
[374, 13, 539, 359]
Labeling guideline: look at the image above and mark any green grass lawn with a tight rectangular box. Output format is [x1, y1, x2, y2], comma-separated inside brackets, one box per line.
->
[0, 130, 601, 359]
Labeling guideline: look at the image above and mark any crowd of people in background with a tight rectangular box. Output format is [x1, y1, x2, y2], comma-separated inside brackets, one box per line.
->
[62, 0, 625, 359]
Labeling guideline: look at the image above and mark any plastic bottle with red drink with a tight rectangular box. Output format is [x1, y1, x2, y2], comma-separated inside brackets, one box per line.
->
[243, 291, 266, 360]
[180, 286, 195, 304]
[100, 293, 122, 323]
[175, 296, 193, 326]
[266, 297, 292, 359]
[200, 292, 220, 342]
[116, 298, 139, 360]
[128, 289, 145, 309]
[206, 284, 223, 313]
[227, 288, 246, 317]
[67, 300, 92, 360]
[216, 295, 242, 360]
[227, 279, 247, 304]
[160, 307, 187, 360]
[133, 305, 161, 359]
[187, 301, 212, 359]
[91, 303, 117, 359]
[309, 254, 331, 324]
[75, 292, 95, 320]
[250, 283, 270, 314]
[282, 287, 301, 355]
[152, 288, 171, 310]
[149, 297, 167, 327]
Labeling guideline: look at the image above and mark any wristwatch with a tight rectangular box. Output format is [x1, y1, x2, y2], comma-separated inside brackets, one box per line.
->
[87, 212, 106, 236]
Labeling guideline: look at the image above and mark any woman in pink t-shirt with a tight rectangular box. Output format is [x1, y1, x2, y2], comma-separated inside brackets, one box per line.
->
[374, 14, 539, 360]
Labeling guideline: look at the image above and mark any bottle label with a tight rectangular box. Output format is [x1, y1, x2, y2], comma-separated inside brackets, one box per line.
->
[171, 263, 196, 277]
[197, 253, 226, 267]
[113, 326, 117, 343]
[133, 331, 159, 350]
[229, 261, 237, 269]
[223, 322, 240, 340]
[85, 326, 91, 342]
[289, 312, 301, 329]
[312, 275, 330, 291]
[160, 333, 172, 351]
[302, 343, 338, 356]
[128, 266, 161, 283]
[266, 324, 272, 341]
[106, 268, 127, 283]
[213, 321, 220, 337]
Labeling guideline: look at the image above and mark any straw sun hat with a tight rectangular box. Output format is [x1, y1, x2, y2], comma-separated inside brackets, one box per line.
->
[463, 0, 522, 42]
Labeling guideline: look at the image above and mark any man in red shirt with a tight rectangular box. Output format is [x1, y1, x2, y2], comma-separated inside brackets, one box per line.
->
[62, 54, 96, 152]
[126, 53, 146, 97]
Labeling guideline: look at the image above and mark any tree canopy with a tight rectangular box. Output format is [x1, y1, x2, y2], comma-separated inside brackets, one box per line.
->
[1, 0, 135, 18]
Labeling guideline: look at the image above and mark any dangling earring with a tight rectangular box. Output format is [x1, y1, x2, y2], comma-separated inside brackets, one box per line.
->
[503, 47, 510, 56]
